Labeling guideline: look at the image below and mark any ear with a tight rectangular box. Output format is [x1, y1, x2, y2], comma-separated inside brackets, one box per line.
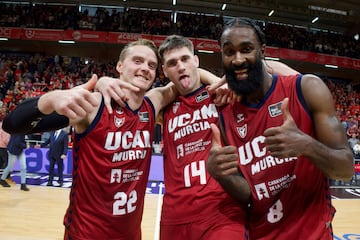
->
[162, 65, 168, 78]
[194, 55, 199, 68]
[260, 44, 266, 58]
[116, 61, 122, 74]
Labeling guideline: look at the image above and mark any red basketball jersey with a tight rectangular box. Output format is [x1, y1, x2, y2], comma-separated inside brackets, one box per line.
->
[64, 97, 155, 240]
[161, 86, 246, 226]
[221, 75, 335, 239]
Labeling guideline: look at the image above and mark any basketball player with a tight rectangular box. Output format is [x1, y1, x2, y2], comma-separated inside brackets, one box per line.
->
[206, 17, 354, 239]
[157, 35, 249, 240]
[3, 39, 178, 239]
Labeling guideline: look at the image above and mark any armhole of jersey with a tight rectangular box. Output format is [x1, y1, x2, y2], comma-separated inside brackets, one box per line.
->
[219, 113, 229, 146]
[295, 74, 311, 117]
[144, 96, 156, 122]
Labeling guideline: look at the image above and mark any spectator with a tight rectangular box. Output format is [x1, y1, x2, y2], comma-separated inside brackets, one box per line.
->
[0, 134, 29, 191]
[40, 127, 69, 187]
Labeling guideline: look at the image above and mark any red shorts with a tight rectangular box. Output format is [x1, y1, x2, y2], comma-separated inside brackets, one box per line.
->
[160, 217, 248, 240]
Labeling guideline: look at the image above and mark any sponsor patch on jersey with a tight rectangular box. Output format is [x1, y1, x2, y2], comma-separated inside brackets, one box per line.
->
[115, 106, 124, 114]
[172, 102, 180, 114]
[114, 116, 125, 127]
[268, 101, 283, 117]
[195, 91, 209, 103]
[110, 169, 122, 183]
[176, 144, 184, 159]
[236, 124, 247, 138]
[237, 113, 245, 123]
[138, 111, 149, 122]
[255, 182, 269, 200]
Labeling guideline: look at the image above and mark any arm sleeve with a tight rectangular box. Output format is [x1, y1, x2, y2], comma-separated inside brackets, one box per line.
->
[2, 97, 69, 135]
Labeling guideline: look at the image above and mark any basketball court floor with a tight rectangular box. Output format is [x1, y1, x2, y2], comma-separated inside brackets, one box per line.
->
[0, 172, 359, 240]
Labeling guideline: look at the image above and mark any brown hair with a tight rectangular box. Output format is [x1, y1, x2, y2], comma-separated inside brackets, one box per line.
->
[158, 35, 194, 63]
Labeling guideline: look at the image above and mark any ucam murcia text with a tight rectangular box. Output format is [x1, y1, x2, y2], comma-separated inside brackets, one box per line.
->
[167, 104, 218, 141]
[104, 130, 151, 162]
[238, 135, 298, 176]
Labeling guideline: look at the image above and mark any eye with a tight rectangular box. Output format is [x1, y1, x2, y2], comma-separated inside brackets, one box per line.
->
[134, 58, 142, 64]
[242, 47, 252, 53]
[166, 60, 177, 67]
[223, 48, 235, 57]
[148, 62, 157, 70]
[181, 55, 190, 62]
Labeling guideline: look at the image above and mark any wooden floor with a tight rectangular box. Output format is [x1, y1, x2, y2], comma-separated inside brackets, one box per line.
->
[0, 183, 359, 240]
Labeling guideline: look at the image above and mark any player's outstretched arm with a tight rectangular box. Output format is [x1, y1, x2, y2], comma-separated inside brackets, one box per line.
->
[3, 74, 98, 134]
[264, 60, 300, 75]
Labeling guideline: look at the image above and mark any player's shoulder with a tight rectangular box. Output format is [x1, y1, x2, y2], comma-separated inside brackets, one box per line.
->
[299, 73, 322, 82]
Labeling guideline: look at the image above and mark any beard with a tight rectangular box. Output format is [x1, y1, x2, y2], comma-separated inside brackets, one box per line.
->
[223, 53, 264, 96]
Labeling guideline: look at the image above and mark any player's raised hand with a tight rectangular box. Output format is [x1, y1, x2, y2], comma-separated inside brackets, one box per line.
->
[264, 98, 305, 158]
[206, 75, 227, 92]
[207, 76, 242, 106]
[95, 76, 140, 114]
[206, 123, 239, 180]
[38, 74, 99, 122]
[74, 73, 97, 91]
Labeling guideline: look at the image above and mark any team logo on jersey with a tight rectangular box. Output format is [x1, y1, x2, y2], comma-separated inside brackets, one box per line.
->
[196, 91, 209, 103]
[138, 111, 149, 122]
[268, 101, 283, 117]
[237, 113, 245, 123]
[114, 116, 125, 127]
[172, 102, 180, 114]
[110, 169, 122, 183]
[236, 124, 247, 138]
[255, 183, 269, 200]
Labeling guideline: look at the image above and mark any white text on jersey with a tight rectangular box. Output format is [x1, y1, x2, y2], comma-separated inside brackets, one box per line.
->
[168, 104, 218, 141]
[238, 135, 297, 175]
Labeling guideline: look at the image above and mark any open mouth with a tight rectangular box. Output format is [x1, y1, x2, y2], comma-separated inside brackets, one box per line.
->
[179, 74, 191, 88]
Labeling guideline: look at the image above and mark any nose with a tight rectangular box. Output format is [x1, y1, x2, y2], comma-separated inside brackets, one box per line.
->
[140, 62, 150, 72]
[176, 60, 186, 72]
[232, 51, 245, 66]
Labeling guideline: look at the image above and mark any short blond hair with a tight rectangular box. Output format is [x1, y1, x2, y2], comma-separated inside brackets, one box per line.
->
[119, 39, 159, 63]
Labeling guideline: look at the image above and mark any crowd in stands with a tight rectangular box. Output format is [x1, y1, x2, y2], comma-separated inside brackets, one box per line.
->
[1, 53, 360, 153]
[0, 2, 360, 160]
[0, 3, 359, 59]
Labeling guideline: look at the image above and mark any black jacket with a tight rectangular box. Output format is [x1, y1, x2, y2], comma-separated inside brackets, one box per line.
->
[41, 130, 68, 159]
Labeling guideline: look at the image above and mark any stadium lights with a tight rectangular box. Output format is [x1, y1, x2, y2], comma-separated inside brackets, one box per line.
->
[0, 38, 9, 41]
[198, 50, 214, 54]
[268, 10, 274, 17]
[325, 64, 338, 69]
[221, 4, 227, 11]
[173, 12, 177, 23]
[265, 57, 280, 61]
[311, 17, 319, 23]
[172, 0, 176, 6]
[58, 40, 75, 44]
